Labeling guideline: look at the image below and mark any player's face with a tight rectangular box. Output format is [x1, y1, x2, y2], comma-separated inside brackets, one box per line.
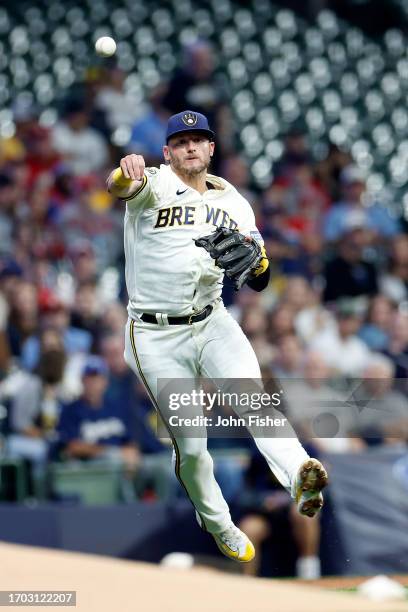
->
[164, 133, 215, 177]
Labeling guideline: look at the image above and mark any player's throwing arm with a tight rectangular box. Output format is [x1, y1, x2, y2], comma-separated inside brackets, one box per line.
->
[107, 154, 146, 199]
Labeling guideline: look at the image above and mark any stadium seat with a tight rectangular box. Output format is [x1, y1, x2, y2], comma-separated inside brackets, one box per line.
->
[1, 0, 407, 191]
[49, 462, 126, 506]
[0, 458, 29, 502]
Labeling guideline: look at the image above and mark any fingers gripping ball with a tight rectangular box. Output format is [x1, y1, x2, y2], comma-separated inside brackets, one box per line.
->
[195, 227, 263, 290]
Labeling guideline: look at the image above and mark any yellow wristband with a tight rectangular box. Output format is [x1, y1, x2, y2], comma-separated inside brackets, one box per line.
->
[253, 245, 269, 277]
[112, 167, 133, 188]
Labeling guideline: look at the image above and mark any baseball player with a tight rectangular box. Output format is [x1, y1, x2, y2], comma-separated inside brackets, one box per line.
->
[107, 110, 328, 563]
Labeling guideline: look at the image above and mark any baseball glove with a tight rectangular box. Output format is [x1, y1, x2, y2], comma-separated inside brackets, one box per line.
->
[194, 226, 263, 290]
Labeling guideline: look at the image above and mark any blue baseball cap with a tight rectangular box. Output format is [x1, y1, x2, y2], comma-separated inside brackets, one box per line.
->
[82, 355, 108, 378]
[166, 110, 215, 143]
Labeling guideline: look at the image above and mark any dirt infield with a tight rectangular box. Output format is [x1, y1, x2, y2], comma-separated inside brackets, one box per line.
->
[0, 542, 406, 612]
[299, 575, 408, 589]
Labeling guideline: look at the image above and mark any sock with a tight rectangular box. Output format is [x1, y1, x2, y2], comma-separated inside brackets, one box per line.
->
[296, 555, 321, 580]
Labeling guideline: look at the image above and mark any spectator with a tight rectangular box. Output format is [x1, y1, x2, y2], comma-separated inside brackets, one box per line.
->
[238, 451, 322, 579]
[380, 234, 408, 303]
[25, 126, 61, 187]
[272, 334, 303, 379]
[220, 154, 258, 207]
[268, 304, 295, 344]
[294, 288, 337, 345]
[96, 66, 144, 133]
[21, 296, 92, 375]
[358, 295, 395, 351]
[261, 187, 323, 279]
[310, 298, 371, 376]
[323, 165, 400, 242]
[7, 341, 66, 494]
[315, 143, 352, 202]
[281, 277, 314, 314]
[162, 40, 232, 162]
[51, 98, 109, 176]
[100, 334, 163, 454]
[270, 162, 329, 245]
[383, 311, 408, 389]
[350, 355, 408, 446]
[241, 307, 274, 367]
[99, 301, 128, 335]
[128, 84, 170, 166]
[6, 280, 39, 360]
[273, 125, 312, 180]
[69, 241, 98, 285]
[285, 351, 359, 452]
[323, 215, 379, 302]
[0, 174, 23, 257]
[57, 356, 140, 471]
[70, 281, 102, 349]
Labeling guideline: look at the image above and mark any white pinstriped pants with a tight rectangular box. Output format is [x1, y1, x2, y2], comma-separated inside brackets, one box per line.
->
[124, 301, 309, 534]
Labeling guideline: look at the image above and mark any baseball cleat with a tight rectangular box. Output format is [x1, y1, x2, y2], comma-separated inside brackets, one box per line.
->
[295, 458, 328, 518]
[212, 524, 255, 563]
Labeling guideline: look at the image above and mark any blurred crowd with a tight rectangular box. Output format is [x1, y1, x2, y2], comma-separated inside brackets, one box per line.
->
[0, 39, 407, 575]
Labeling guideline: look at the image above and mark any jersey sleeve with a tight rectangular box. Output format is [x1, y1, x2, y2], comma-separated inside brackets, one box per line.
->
[238, 195, 264, 246]
[123, 167, 160, 214]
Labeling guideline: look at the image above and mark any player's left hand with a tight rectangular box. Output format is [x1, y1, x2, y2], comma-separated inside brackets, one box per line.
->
[194, 226, 263, 290]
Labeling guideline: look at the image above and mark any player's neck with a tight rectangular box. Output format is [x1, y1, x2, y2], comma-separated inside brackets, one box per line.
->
[173, 169, 208, 194]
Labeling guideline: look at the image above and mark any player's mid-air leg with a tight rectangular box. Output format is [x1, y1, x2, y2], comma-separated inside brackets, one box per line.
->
[198, 304, 328, 559]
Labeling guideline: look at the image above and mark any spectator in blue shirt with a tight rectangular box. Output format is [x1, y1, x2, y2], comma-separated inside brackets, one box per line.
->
[57, 356, 140, 470]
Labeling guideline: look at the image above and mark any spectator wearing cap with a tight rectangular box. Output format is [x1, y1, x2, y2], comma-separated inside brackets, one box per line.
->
[323, 165, 400, 242]
[323, 212, 379, 302]
[310, 298, 372, 376]
[57, 356, 140, 472]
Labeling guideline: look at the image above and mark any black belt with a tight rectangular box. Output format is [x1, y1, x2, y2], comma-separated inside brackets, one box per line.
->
[140, 304, 213, 325]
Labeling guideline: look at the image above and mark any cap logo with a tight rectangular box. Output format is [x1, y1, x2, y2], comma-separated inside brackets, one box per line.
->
[182, 112, 198, 126]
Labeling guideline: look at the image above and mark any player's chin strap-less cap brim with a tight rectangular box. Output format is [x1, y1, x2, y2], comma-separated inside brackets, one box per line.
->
[166, 110, 215, 143]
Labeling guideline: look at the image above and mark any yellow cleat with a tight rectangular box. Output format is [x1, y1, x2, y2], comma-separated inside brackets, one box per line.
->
[212, 524, 255, 563]
[295, 458, 328, 518]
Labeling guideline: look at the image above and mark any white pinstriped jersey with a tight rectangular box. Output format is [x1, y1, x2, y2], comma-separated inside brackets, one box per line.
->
[123, 163, 263, 317]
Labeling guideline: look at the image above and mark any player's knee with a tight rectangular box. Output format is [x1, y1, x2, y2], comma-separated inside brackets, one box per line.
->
[179, 448, 211, 466]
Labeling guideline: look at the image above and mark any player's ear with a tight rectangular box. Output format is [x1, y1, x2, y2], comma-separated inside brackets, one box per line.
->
[163, 145, 170, 162]
[209, 141, 215, 157]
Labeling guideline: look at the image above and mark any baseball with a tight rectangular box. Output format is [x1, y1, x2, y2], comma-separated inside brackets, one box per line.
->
[95, 36, 116, 57]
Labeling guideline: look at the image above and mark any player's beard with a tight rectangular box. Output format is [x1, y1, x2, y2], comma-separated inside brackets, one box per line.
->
[170, 153, 211, 178]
